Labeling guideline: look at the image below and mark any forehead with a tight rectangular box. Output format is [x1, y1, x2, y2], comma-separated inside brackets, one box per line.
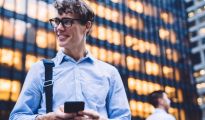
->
[56, 12, 79, 19]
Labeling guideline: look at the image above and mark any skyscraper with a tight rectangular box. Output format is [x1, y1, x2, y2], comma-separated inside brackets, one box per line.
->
[0, 0, 201, 120]
[186, 0, 205, 119]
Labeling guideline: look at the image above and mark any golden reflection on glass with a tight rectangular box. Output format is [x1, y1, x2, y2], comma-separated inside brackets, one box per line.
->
[3, 18, 14, 39]
[175, 69, 180, 81]
[106, 27, 113, 43]
[36, 29, 47, 48]
[105, 7, 112, 21]
[166, 48, 179, 62]
[0, 79, 11, 101]
[159, 28, 176, 44]
[15, 19, 26, 41]
[163, 66, 173, 79]
[38, 1, 48, 22]
[99, 48, 107, 62]
[91, 46, 99, 59]
[0, 48, 22, 70]
[16, 0, 26, 14]
[128, 77, 136, 91]
[4, 0, 14, 11]
[125, 14, 144, 30]
[11, 81, 21, 101]
[1, 48, 13, 67]
[126, 56, 140, 71]
[91, 24, 98, 38]
[97, 5, 105, 18]
[0, 79, 21, 102]
[145, 61, 160, 76]
[113, 52, 121, 65]
[28, 0, 37, 19]
[125, 35, 160, 56]
[160, 12, 174, 24]
[112, 30, 122, 45]
[134, 79, 162, 95]
[127, 0, 143, 14]
[107, 50, 113, 64]
[180, 109, 186, 120]
[177, 89, 183, 103]
[169, 108, 179, 120]
[25, 54, 37, 71]
[13, 50, 22, 70]
[0, 18, 3, 35]
[48, 4, 58, 20]
[98, 25, 106, 41]
[129, 99, 154, 118]
[48, 32, 56, 49]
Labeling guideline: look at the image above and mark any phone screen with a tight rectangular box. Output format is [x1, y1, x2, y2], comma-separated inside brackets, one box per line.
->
[64, 101, 85, 113]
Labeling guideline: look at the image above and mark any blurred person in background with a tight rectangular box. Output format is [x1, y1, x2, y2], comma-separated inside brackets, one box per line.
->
[9, 0, 131, 120]
[146, 90, 176, 120]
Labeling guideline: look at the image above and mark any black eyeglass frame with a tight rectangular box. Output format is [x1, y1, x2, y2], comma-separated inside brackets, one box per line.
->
[49, 17, 81, 28]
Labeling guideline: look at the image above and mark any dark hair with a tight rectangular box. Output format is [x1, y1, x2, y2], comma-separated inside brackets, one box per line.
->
[148, 90, 165, 108]
[53, 0, 95, 25]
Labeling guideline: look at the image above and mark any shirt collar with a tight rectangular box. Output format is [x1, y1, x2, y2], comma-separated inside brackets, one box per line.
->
[55, 49, 95, 65]
[154, 108, 167, 114]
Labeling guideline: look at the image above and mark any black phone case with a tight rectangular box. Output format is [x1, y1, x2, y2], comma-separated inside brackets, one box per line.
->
[64, 101, 85, 113]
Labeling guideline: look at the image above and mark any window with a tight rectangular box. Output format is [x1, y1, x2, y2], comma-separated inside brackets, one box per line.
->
[36, 29, 47, 48]
[163, 66, 174, 79]
[4, 0, 14, 11]
[16, 0, 26, 14]
[126, 56, 140, 71]
[47, 32, 56, 50]
[145, 61, 160, 76]
[3, 18, 14, 39]
[25, 54, 37, 71]
[15, 19, 26, 41]
[28, 0, 37, 19]
[160, 12, 174, 24]
[38, 1, 48, 22]
[0, 79, 21, 102]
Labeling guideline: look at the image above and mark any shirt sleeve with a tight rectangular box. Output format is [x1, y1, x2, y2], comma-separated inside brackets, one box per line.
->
[9, 62, 44, 120]
[106, 68, 131, 120]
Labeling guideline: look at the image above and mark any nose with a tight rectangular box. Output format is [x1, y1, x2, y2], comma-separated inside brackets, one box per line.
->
[56, 23, 65, 31]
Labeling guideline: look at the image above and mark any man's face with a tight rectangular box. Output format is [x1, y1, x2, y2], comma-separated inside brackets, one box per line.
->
[52, 13, 87, 50]
[162, 93, 171, 109]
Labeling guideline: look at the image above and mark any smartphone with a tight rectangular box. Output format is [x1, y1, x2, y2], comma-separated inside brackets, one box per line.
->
[64, 101, 85, 113]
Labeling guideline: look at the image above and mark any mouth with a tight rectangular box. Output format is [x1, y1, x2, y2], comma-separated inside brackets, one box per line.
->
[57, 34, 70, 41]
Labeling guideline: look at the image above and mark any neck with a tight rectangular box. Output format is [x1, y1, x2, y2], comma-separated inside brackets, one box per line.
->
[63, 45, 86, 61]
[156, 106, 168, 112]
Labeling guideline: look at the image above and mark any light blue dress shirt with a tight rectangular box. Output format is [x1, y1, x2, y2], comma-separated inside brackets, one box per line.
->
[146, 108, 176, 120]
[9, 50, 131, 120]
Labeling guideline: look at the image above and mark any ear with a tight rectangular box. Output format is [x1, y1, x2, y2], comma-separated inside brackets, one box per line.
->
[85, 21, 92, 35]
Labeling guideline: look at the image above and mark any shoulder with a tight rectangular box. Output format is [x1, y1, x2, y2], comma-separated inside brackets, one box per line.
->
[94, 59, 118, 73]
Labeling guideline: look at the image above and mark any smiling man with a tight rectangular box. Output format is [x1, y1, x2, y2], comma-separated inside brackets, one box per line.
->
[9, 0, 131, 120]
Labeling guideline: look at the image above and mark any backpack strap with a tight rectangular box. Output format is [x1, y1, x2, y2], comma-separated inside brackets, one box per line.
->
[42, 59, 55, 113]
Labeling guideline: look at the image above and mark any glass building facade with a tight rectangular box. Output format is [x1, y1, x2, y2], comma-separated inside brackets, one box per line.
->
[0, 0, 201, 120]
[186, 0, 205, 119]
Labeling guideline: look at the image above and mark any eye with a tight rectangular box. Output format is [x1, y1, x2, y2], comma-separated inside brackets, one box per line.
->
[62, 19, 72, 26]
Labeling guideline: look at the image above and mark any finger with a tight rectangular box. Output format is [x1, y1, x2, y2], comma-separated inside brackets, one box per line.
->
[56, 111, 77, 119]
[80, 110, 100, 119]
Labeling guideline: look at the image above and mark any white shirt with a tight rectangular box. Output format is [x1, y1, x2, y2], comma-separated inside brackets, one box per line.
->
[146, 108, 176, 120]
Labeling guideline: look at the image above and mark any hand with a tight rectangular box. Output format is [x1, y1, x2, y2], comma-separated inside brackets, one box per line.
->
[36, 106, 77, 120]
[74, 109, 107, 120]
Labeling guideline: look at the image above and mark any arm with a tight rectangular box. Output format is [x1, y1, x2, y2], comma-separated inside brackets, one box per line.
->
[106, 68, 131, 120]
[9, 62, 44, 120]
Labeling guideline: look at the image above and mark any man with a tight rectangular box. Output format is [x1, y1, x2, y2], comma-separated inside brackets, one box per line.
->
[9, 0, 131, 120]
[146, 90, 176, 120]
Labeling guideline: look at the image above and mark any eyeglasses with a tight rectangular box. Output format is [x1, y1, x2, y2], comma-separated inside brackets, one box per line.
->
[49, 17, 81, 28]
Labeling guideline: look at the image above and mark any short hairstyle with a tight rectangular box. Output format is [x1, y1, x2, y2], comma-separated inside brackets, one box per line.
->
[148, 90, 165, 108]
[53, 0, 95, 25]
